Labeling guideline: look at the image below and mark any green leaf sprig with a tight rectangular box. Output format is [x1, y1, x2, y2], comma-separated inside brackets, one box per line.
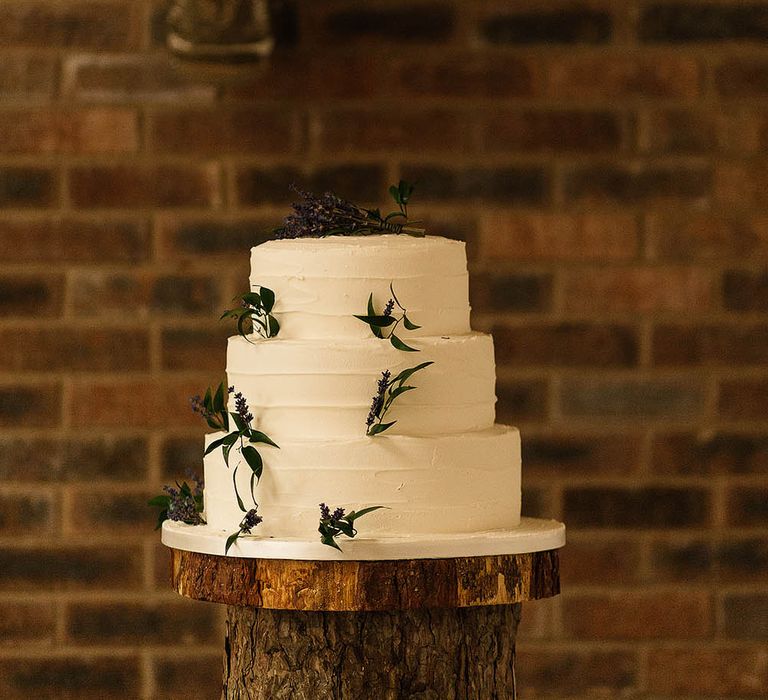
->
[318, 503, 387, 551]
[220, 287, 280, 341]
[355, 283, 421, 352]
[225, 506, 263, 555]
[193, 382, 279, 513]
[365, 361, 433, 436]
[148, 473, 205, 530]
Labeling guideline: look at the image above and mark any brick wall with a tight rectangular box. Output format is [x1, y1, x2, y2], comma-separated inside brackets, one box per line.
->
[1, 0, 767, 697]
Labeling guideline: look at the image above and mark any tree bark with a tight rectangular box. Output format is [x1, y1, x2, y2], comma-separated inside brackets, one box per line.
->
[222, 603, 521, 700]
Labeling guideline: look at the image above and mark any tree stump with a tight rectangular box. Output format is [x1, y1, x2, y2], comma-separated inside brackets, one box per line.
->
[168, 548, 560, 699]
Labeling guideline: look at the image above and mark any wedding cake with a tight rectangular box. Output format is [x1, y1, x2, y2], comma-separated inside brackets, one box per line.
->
[202, 233, 522, 543]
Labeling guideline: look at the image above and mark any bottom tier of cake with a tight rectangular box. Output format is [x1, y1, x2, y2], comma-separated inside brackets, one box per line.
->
[203, 425, 521, 539]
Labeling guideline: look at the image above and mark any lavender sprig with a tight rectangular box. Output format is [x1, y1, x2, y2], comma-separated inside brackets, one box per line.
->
[148, 471, 206, 530]
[365, 361, 433, 436]
[273, 181, 425, 240]
[355, 282, 422, 352]
[318, 503, 387, 551]
[225, 506, 263, 555]
[194, 383, 279, 514]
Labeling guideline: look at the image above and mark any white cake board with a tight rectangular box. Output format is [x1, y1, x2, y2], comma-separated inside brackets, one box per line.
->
[162, 517, 565, 561]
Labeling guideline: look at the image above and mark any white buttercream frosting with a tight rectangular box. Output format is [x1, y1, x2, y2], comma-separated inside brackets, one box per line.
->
[204, 426, 521, 537]
[250, 235, 470, 339]
[227, 333, 496, 439]
[199, 233, 523, 544]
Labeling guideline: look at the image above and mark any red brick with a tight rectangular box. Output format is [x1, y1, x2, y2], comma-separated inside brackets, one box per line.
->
[723, 594, 768, 639]
[68, 271, 221, 317]
[0, 167, 57, 208]
[559, 537, 641, 584]
[494, 323, 638, 367]
[62, 54, 216, 103]
[0, 108, 137, 154]
[648, 647, 768, 696]
[642, 4, 768, 43]
[221, 53, 386, 100]
[68, 164, 219, 208]
[0, 55, 57, 100]
[0, 656, 141, 699]
[0, 436, 148, 482]
[728, 487, 768, 527]
[547, 55, 700, 99]
[715, 163, 768, 207]
[516, 649, 637, 697]
[647, 212, 768, 260]
[722, 269, 768, 311]
[153, 654, 222, 700]
[562, 267, 713, 312]
[522, 432, 643, 476]
[481, 212, 638, 261]
[69, 379, 207, 429]
[563, 591, 711, 639]
[156, 216, 275, 259]
[639, 108, 718, 154]
[0, 217, 148, 263]
[716, 59, 768, 97]
[160, 435, 206, 481]
[718, 538, 768, 581]
[0, 2, 139, 50]
[67, 488, 153, 533]
[151, 107, 298, 155]
[563, 163, 711, 205]
[0, 274, 63, 317]
[397, 55, 535, 98]
[0, 382, 61, 428]
[654, 324, 768, 366]
[719, 380, 768, 420]
[470, 272, 552, 313]
[496, 378, 549, 423]
[316, 109, 469, 154]
[0, 545, 143, 591]
[564, 486, 711, 528]
[67, 600, 219, 645]
[650, 539, 713, 582]
[653, 432, 768, 474]
[481, 8, 612, 45]
[482, 110, 623, 153]
[161, 326, 229, 371]
[0, 493, 53, 535]
[0, 328, 149, 372]
[0, 601, 56, 644]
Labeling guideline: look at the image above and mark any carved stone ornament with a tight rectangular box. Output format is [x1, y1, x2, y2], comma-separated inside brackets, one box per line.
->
[167, 0, 274, 60]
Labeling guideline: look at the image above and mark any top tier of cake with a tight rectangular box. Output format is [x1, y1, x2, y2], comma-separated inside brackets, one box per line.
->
[250, 235, 470, 339]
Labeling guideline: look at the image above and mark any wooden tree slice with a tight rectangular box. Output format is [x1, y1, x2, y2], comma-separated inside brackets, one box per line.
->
[170, 548, 559, 611]
[222, 603, 521, 699]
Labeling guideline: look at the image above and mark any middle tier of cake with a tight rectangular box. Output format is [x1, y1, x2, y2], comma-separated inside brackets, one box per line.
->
[227, 333, 497, 439]
[203, 425, 521, 537]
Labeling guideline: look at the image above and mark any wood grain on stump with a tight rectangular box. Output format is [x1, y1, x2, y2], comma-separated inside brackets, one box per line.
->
[222, 603, 521, 700]
[168, 548, 560, 699]
[171, 549, 560, 611]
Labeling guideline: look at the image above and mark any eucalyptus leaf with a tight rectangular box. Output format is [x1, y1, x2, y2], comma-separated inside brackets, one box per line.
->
[354, 314, 396, 327]
[147, 495, 171, 507]
[233, 464, 246, 512]
[154, 509, 168, 530]
[242, 292, 262, 307]
[367, 293, 384, 338]
[225, 530, 240, 555]
[402, 315, 421, 331]
[388, 385, 415, 401]
[248, 430, 279, 448]
[213, 382, 226, 413]
[267, 316, 280, 337]
[336, 521, 355, 538]
[367, 420, 396, 436]
[391, 361, 433, 386]
[347, 505, 388, 521]
[260, 287, 275, 314]
[320, 533, 342, 551]
[388, 282, 403, 310]
[242, 445, 263, 481]
[390, 334, 418, 352]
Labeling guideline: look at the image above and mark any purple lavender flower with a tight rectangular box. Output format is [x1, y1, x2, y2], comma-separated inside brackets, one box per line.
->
[383, 299, 395, 317]
[331, 507, 345, 521]
[239, 507, 263, 534]
[365, 370, 391, 428]
[233, 390, 254, 424]
[163, 481, 204, 525]
[319, 503, 331, 520]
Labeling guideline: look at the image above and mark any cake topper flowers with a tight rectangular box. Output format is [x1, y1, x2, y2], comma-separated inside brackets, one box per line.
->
[355, 282, 421, 352]
[365, 361, 433, 436]
[318, 503, 387, 551]
[191, 381, 279, 511]
[273, 180, 425, 239]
